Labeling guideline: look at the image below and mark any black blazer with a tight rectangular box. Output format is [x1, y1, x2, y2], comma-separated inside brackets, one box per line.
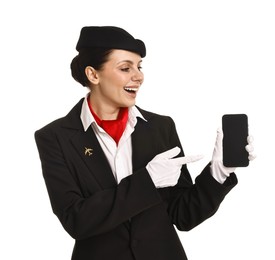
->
[35, 98, 237, 260]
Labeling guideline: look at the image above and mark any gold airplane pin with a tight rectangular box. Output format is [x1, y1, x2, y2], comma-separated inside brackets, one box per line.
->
[84, 147, 93, 156]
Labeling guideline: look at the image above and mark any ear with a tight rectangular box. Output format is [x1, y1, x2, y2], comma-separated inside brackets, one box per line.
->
[85, 66, 99, 85]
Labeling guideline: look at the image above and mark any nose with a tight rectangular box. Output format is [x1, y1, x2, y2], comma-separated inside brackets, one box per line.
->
[132, 69, 144, 84]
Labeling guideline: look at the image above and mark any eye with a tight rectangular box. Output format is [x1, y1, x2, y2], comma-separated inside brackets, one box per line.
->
[121, 67, 130, 72]
[138, 66, 143, 71]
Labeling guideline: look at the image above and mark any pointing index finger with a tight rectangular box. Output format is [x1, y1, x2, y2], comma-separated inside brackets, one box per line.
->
[171, 154, 204, 165]
[156, 146, 181, 159]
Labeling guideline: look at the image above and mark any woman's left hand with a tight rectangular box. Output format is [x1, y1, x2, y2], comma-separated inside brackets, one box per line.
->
[210, 128, 256, 183]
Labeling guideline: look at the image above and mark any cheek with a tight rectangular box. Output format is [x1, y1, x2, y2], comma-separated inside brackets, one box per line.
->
[100, 78, 124, 95]
[99, 71, 129, 91]
[110, 74, 128, 88]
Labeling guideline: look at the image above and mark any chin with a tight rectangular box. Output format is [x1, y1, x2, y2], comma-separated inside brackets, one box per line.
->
[127, 101, 136, 107]
[122, 100, 136, 108]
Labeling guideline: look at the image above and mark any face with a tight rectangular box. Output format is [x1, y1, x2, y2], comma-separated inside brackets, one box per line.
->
[88, 49, 144, 117]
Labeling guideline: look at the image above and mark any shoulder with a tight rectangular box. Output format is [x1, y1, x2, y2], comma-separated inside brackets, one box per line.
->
[134, 106, 182, 154]
[135, 106, 178, 138]
[35, 98, 84, 136]
[135, 105, 175, 125]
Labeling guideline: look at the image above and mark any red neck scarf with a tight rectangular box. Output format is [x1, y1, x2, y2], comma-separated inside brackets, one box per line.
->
[87, 99, 128, 145]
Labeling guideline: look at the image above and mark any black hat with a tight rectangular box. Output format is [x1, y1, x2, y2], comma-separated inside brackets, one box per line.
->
[76, 26, 146, 57]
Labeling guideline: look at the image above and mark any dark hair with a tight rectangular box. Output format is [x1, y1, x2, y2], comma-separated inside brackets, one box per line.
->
[70, 48, 113, 87]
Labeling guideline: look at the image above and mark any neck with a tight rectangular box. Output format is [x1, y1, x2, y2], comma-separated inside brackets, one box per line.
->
[89, 94, 120, 120]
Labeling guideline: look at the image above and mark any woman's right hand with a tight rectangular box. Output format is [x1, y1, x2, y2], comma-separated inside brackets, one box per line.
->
[146, 147, 203, 188]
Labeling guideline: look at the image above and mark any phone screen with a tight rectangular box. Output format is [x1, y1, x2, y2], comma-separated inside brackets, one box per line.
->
[222, 114, 249, 167]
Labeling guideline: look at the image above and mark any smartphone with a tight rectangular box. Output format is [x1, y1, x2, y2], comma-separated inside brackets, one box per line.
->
[222, 114, 249, 167]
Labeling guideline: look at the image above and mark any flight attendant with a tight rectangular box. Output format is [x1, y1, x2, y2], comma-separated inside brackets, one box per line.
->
[35, 26, 255, 260]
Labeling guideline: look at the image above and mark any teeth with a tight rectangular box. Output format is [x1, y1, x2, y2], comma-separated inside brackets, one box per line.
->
[124, 87, 138, 92]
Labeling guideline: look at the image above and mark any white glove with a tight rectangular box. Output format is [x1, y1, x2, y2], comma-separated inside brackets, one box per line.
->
[146, 147, 203, 188]
[210, 128, 256, 183]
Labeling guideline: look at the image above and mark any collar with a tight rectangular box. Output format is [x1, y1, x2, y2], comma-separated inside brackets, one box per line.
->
[80, 93, 147, 132]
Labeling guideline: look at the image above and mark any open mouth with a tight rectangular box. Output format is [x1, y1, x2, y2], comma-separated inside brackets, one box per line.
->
[124, 87, 138, 93]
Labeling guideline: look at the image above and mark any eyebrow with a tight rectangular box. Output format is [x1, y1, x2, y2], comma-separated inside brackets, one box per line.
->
[117, 59, 143, 65]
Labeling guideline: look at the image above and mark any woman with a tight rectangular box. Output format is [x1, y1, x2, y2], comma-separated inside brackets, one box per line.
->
[35, 26, 255, 260]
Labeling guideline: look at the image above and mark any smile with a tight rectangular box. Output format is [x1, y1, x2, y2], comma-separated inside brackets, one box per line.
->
[124, 87, 139, 93]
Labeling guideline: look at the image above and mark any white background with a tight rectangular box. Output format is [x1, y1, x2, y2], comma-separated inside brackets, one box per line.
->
[1, 0, 274, 259]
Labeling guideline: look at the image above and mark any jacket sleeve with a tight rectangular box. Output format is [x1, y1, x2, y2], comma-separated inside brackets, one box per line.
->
[168, 165, 237, 231]
[165, 118, 238, 231]
[34, 128, 161, 240]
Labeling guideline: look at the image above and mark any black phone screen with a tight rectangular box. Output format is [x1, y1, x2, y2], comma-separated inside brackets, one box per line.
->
[222, 114, 249, 167]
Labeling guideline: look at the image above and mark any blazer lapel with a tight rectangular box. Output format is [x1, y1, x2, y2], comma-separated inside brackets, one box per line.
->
[131, 114, 156, 172]
[62, 99, 117, 189]
[70, 127, 117, 189]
